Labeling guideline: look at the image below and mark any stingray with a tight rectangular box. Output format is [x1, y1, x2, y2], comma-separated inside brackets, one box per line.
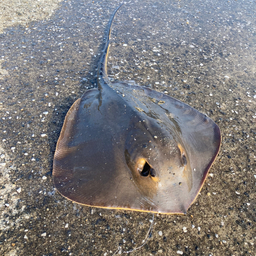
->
[52, 4, 221, 214]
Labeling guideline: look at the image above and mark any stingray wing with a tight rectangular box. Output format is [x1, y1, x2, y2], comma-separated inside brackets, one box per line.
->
[53, 88, 159, 212]
[110, 82, 221, 209]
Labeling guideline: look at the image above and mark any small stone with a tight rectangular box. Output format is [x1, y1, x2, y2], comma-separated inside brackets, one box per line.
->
[0, 162, 6, 167]
[158, 231, 163, 236]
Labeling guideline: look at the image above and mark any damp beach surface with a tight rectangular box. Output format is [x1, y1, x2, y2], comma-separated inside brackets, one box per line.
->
[0, 0, 255, 255]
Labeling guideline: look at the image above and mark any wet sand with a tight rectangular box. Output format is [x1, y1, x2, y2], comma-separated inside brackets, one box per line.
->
[0, 0, 255, 255]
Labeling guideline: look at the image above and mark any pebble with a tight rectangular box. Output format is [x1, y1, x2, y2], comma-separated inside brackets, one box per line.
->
[0, 162, 6, 167]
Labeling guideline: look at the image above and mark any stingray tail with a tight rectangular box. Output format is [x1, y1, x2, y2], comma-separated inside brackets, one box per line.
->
[97, 3, 123, 90]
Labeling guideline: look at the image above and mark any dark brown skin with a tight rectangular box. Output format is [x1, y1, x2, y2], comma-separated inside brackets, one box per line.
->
[52, 4, 221, 214]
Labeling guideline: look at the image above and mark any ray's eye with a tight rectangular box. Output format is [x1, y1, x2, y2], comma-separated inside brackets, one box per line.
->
[140, 162, 156, 177]
[140, 162, 150, 176]
[181, 154, 187, 166]
[177, 143, 187, 167]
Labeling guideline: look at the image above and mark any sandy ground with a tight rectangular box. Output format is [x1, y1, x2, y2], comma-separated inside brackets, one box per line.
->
[0, 0, 61, 34]
[0, 0, 255, 255]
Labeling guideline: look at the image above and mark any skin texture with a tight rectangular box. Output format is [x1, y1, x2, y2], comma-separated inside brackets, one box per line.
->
[52, 4, 221, 214]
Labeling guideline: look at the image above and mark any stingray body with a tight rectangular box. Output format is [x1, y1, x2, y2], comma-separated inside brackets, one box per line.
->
[53, 5, 221, 214]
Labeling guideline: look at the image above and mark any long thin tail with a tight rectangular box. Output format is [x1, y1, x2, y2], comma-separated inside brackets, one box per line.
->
[97, 4, 123, 89]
